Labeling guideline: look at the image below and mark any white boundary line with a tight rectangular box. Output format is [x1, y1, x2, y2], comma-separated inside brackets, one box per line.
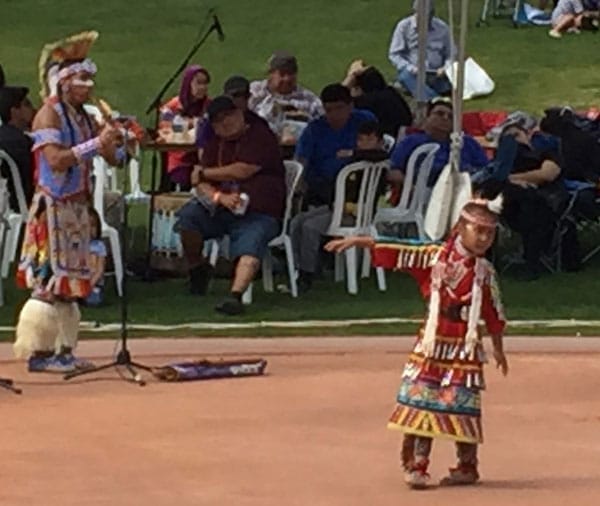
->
[0, 317, 599, 333]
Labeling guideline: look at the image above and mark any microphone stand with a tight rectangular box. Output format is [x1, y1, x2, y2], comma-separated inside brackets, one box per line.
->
[64, 151, 152, 385]
[142, 12, 223, 282]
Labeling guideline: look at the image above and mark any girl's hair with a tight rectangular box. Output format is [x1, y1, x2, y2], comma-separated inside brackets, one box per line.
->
[88, 206, 102, 240]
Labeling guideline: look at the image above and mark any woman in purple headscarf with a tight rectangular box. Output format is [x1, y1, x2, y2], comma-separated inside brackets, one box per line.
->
[160, 65, 211, 189]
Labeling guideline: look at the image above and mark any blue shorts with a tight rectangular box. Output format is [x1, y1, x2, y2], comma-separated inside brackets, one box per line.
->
[175, 200, 280, 259]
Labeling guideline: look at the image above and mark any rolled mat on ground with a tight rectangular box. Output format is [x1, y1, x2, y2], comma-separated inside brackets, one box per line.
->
[151, 358, 267, 381]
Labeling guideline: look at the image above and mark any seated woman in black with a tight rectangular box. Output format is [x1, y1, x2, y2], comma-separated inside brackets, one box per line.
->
[481, 123, 578, 279]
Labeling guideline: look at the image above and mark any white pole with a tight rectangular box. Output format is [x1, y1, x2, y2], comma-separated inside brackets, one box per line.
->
[454, 0, 469, 134]
[416, 0, 430, 124]
[449, 0, 469, 171]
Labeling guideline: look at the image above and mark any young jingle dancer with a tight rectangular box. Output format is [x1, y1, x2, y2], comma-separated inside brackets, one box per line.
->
[13, 32, 124, 373]
[325, 197, 509, 489]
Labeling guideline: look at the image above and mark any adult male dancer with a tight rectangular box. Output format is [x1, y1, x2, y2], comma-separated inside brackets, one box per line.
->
[14, 32, 124, 372]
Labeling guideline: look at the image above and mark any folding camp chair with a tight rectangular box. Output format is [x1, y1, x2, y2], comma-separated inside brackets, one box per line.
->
[477, 0, 525, 27]
[500, 183, 592, 275]
[478, 0, 511, 25]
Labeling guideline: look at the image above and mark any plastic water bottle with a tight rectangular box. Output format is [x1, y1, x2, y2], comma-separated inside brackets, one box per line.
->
[172, 114, 186, 142]
[271, 100, 285, 136]
[233, 192, 250, 216]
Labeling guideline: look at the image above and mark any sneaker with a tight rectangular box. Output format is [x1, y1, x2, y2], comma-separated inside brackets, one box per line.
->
[58, 353, 95, 371]
[215, 296, 244, 316]
[404, 459, 431, 490]
[189, 264, 214, 295]
[548, 29, 562, 38]
[439, 465, 480, 486]
[43, 355, 78, 373]
[404, 469, 430, 490]
[567, 27, 581, 34]
[28, 356, 52, 373]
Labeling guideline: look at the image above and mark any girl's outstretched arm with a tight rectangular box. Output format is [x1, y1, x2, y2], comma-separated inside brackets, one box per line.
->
[324, 236, 375, 253]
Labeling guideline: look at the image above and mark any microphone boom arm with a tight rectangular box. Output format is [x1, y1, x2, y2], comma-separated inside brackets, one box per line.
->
[145, 18, 223, 115]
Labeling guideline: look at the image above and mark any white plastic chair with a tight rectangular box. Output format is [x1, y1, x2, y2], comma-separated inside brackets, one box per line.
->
[0, 178, 10, 306]
[83, 104, 133, 196]
[371, 143, 439, 291]
[261, 160, 303, 298]
[207, 160, 304, 303]
[105, 164, 119, 192]
[92, 157, 123, 296]
[125, 144, 150, 203]
[0, 149, 28, 279]
[327, 160, 389, 295]
[373, 143, 439, 240]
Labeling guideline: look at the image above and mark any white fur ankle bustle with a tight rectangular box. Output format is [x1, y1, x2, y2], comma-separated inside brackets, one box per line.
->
[13, 299, 59, 358]
[55, 301, 81, 352]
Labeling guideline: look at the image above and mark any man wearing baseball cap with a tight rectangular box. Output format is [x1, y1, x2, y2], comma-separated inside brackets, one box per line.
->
[249, 51, 323, 129]
[194, 74, 269, 162]
[177, 95, 286, 315]
[223, 75, 251, 105]
[222, 75, 268, 127]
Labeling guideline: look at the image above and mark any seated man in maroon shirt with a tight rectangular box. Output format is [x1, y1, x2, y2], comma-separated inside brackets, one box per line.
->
[176, 96, 285, 315]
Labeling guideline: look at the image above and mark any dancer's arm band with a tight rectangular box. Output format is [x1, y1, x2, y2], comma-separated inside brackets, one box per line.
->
[72, 137, 102, 162]
[32, 128, 62, 150]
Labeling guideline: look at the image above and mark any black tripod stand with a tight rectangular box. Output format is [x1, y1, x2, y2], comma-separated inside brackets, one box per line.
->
[142, 9, 225, 281]
[64, 152, 153, 385]
[0, 377, 22, 394]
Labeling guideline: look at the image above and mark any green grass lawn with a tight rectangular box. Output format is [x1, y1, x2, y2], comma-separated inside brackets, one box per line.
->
[2, 1, 599, 117]
[1, 0, 600, 338]
[2, 245, 600, 340]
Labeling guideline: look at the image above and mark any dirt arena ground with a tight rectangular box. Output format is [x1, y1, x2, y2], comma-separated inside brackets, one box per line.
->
[1, 337, 599, 506]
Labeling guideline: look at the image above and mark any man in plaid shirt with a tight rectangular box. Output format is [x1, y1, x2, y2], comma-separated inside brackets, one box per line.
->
[249, 51, 323, 130]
